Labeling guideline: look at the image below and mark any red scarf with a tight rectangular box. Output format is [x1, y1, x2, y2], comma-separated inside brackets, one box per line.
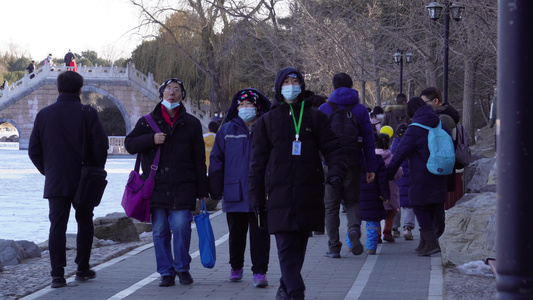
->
[161, 105, 179, 127]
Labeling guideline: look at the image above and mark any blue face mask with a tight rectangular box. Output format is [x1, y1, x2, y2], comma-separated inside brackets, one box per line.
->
[238, 107, 257, 122]
[281, 85, 301, 102]
[162, 100, 180, 110]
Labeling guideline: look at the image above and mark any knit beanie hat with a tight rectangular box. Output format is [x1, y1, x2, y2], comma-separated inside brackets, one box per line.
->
[159, 78, 186, 101]
[237, 90, 261, 110]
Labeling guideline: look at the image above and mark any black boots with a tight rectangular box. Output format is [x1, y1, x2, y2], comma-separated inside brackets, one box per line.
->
[414, 229, 425, 253]
[418, 227, 441, 256]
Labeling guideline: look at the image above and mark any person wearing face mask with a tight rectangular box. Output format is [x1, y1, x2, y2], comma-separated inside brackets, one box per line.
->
[208, 88, 271, 287]
[249, 67, 347, 300]
[125, 78, 208, 287]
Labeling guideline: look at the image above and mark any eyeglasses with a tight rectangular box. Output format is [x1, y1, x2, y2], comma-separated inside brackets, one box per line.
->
[164, 87, 181, 93]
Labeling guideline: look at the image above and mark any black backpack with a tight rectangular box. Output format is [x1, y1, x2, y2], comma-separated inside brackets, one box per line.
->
[328, 102, 362, 166]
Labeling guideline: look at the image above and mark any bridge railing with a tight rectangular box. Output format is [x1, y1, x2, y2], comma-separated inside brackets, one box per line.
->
[0, 62, 159, 104]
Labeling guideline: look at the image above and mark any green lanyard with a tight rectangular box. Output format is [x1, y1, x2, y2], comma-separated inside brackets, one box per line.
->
[288, 102, 305, 141]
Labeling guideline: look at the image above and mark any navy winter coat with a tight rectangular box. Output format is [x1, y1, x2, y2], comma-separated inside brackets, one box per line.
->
[249, 67, 347, 233]
[28, 92, 108, 198]
[125, 103, 208, 211]
[208, 88, 271, 213]
[387, 105, 447, 206]
[360, 155, 389, 222]
[390, 137, 412, 207]
[318, 87, 377, 172]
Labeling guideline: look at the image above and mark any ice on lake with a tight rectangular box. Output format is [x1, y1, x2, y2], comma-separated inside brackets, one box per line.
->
[0, 149, 136, 244]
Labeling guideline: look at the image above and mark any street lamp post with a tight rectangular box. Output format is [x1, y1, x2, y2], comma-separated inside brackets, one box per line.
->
[393, 50, 413, 94]
[425, 1, 465, 104]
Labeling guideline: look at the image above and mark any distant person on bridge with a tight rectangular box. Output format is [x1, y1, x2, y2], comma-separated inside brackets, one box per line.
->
[125, 77, 208, 287]
[28, 71, 109, 288]
[64, 50, 75, 69]
[43, 53, 55, 71]
[70, 58, 78, 72]
[43, 53, 53, 65]
[26, 60, 35, 79]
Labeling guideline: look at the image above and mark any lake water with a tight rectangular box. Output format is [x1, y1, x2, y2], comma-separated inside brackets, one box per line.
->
[0, 149, 136, 244]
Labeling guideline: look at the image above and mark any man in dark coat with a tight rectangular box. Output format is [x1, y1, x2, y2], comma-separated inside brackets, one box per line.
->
[249, 67, 347, 300]
[387, 97, 448, 256]
[26, 60, 36, 78]
[125, 78, 208, 287]
[64, 50, 75, 68]
[28, 71, 108, 288]
[318, 72, 377, 258]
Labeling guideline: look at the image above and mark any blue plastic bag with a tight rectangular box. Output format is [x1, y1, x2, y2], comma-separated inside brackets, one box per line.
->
[194, 199, 216, 268]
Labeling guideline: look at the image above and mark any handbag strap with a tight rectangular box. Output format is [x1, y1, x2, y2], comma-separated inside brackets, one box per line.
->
[201, 199, 207, 214]
[134, 114, 162, 179]
[80, 105, 91, 165]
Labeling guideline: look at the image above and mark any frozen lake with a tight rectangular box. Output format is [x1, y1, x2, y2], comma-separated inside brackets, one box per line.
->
[0, 149, 136, 244]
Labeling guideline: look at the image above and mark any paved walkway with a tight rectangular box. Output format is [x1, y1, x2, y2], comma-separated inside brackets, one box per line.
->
[22, 210, 443, 300]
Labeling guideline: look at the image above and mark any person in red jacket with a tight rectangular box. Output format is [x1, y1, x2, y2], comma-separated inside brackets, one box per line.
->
[70, 58, 78, 72]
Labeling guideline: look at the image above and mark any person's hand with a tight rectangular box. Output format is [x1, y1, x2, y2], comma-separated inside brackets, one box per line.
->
[153, 133, 166, 145]
[327, 176, 343, 187]
[366, 172, 375, 183]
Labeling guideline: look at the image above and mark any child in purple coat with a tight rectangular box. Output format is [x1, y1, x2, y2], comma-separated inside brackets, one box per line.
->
[359, 140, 396, 254]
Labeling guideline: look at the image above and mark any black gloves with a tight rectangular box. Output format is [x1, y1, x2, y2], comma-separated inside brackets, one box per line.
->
[327, 176, 343, 187]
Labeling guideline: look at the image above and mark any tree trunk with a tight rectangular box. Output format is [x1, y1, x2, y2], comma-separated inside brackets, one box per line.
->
[462, 57, 476, 145]
[375, 77, 381, 107]
[360, 80, 366, 106]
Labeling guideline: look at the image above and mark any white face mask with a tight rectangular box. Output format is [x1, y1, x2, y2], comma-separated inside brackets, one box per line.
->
[162, 100, 180, 110]
[281, 85, 301, 102]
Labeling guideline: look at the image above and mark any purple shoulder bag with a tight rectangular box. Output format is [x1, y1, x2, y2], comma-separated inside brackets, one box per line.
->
[121, 114, 161, 222]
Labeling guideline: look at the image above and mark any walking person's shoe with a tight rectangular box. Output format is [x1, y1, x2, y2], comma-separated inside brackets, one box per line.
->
[253, 273, 269, 287]
[392, 228, 401, 238]
[75, 269, 96, 282]
[348, 230, 364, 255]
[177, 271, 194, 285]
[366, 249, 377, 255]
[415, 229, 426, 253]
[229, 268, 243, 282]
[51, 276, 67, 288]
[324, 251, 341, 258]
[418, 227, 441, 256]
[159, 275, 175, 287]
[383, 231, 395, 243]
[403, 227, 414, 240]
[276, 285, 290, 300]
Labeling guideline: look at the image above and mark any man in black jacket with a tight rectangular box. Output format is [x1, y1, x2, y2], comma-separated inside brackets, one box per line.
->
[28, 71, 108, 288]
[249, 67, 347, 300]
[125, 78, 208, 287]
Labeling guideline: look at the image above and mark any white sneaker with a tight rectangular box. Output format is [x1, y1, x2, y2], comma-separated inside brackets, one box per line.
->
[403, 228, 413, 240]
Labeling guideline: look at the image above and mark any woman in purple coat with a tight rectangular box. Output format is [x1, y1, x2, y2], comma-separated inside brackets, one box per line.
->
[208, 88, 271, 287]
[386, 97, 448, 256]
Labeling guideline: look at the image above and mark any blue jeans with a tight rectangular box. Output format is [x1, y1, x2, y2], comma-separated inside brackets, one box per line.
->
[152, 208, 192, 276]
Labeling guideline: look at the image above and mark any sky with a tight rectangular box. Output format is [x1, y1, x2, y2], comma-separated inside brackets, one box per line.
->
[1, 0, 149, 62]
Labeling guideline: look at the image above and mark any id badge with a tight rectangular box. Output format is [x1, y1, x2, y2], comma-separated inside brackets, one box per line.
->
[292, 141, 302, 156]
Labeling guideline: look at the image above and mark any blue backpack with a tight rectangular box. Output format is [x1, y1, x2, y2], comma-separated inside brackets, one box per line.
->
[410, 121, 455, 175]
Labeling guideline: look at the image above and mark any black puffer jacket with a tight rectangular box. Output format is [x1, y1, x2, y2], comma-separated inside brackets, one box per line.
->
[249, 67, 347, 233]
[125, 103, 208, 211]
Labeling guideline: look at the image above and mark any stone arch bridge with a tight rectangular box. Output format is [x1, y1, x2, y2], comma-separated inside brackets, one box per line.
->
[0, 63, 210, 150]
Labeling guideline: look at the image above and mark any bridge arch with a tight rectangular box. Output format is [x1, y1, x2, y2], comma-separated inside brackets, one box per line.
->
[82, 85, 132, 134]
